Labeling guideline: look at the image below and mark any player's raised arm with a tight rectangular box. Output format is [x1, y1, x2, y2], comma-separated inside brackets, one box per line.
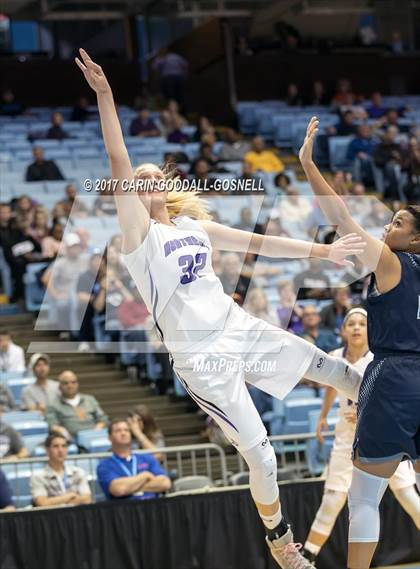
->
[200, 220, 365, 268]
[299, 117, 400, 283]
[75, 48, 150, 253]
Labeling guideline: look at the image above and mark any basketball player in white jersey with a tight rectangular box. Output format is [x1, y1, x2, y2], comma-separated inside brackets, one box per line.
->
[76, 49, 366, 569]
[302, 308, 419, 564]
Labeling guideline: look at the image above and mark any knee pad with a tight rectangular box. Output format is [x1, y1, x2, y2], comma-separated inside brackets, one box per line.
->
[348, 467, 389, 543]
[312, 489, 347, 536]
[305, 348, 362, 402]
[241, 438, 279, 505]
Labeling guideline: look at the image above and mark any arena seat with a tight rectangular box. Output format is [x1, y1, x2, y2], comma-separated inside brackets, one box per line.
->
[6, 377, 35, 405]
[328, 136, 353, 171]
[305, 409, 339, 476]
[77, 428, 110, 452]
[172, 475, 214, 492]
[2, 411, 43, 422]
[23, 262, 48, 312]
[6, 418, 48, 437]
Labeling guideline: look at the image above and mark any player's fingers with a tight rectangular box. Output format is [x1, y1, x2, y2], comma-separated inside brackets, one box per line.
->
[79, 48, 93, 64]
[75, 57, 87, 72]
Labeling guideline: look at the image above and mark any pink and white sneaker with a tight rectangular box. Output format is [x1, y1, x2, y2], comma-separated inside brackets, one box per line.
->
[266, 528, 316, 569]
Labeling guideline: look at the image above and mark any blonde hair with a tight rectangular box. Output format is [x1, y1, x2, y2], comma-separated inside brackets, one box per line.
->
[133, 162, 212, 221]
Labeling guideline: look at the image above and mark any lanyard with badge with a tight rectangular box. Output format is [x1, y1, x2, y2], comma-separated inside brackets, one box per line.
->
[112, 454, 144, 496]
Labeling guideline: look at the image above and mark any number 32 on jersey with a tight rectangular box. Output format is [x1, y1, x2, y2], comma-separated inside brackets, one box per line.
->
[178, 253, 207, 284]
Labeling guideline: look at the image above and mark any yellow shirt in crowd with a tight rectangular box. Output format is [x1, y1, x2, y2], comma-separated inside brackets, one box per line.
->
[244, 150, 285, 173]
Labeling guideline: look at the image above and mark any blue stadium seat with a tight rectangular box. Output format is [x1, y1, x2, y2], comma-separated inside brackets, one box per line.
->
[22, 434, 48, 455]
[77, 428, 110, 452]
[0, 370, 25, 383]
[328, 136, 353, 171]
[23, 262, 48, 312]
[7, 419, 48, 437]
[2, 411, 43, 422]
[6, 377, 35, 405]
[305, 409, 339, 476]
[284, 398, 323, 423]
[5, 470, 34, 508]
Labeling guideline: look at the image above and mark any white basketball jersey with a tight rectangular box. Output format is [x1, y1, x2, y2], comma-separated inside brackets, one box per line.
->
[121, 216, 234, 354]
[330, 347, 373, 440]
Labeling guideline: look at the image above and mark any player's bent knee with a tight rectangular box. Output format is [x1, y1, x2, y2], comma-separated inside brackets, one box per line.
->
[348, 467, 389, 543]
[241, 438, 279, 505]
[312, 490, 347, 536]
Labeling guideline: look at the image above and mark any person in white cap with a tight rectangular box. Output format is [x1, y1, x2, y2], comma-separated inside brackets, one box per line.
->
[21, 354, 59, 414]
[302, 308, 419, 564]
[41, 232, 88, 328]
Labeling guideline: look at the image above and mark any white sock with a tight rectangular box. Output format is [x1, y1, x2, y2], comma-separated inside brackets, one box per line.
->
[304, 541, 321, 556]
[261, 504, 282, 530]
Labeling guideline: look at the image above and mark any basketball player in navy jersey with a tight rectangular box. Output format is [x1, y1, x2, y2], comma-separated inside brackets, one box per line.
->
[76, 50, 367, 569]
[300, 117, 420, 569]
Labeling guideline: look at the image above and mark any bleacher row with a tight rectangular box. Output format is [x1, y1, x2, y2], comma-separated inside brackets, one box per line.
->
[1, 366, 338, 507]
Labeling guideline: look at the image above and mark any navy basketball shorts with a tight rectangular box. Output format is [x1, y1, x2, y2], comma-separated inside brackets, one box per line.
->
[353, 355, 420, 463]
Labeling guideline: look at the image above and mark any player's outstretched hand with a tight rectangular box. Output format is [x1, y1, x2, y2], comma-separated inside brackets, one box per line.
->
[328, 233, 366, 268]
[299, 116, 319, 166]
[75, 48, 111, 94]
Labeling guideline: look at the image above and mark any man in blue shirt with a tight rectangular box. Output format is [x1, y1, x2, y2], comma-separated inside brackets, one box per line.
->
[346, 124, 377, 186]
[97, 419, 171, 500]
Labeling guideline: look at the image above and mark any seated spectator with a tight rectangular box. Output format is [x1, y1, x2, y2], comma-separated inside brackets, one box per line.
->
[243, 287, 278, 325]
[403, 136, 420, 200]
[0, 383, 16, 412]
[25, 147, 64, 182]
[0, 331, 25, 373]
[0, 420, 29, 460]
[0, 469, 15, 511]
[328, 110, 357, 137]
[277, 187, 311, 227]
[332, 78, 356, 107]
[41, 222, 64, 259]
[328, 170, 352, 196]
[388, 30, 406, 54]
[41, 232, 88, 328]
[309, 80, 330, 107]
[47, 112, 70, 140]
[158, 110, 175, 138]
[21, 353, 59, 414]
[76, 250, 104, 349]
[377, 109, 410, 134]
[94, 188, 118, 217]
[128, 404, 165, 456]
[28, 207, 50, 244]
[97, 419, 171, 500]
[366, 92, 387, 119]
[129, 108, 160, 138]
[52, 184, 89, 220]
[276, 281, 304, 334]
[71, 96, 93, 122]
[194, 116, 216, 142]
[219, 252, 253, 305]
[166, 99, 187, 127]
[347, 124, 377, 186]
[0, 88, 24, 117]
[320, 285, 352, 335]
[293, 258, 331, 300]
[262, 217, 290, 239]
[46, 370, 108, 440]
[1, 217, 43, 302]
[199, 143, 219, 170]
[273, 172, 291, 194]
[244, 137, 284, 173]
[167, 115, 189, 144]
[30, 433, 92, 507]
[218, 128, 251, 162]
[14, 195, 36, 227]
[190, 159, 214, 191]
[373, 126, 404, 199]
[235, 162, 264, 194]
[345, 183, 368, 216]
[234, 207, 255, 232]
[299, 305, 340, 353]
[286, 83, 304, 107]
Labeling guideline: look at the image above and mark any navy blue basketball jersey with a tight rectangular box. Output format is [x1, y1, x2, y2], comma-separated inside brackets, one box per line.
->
[367, 251, 420, 356]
